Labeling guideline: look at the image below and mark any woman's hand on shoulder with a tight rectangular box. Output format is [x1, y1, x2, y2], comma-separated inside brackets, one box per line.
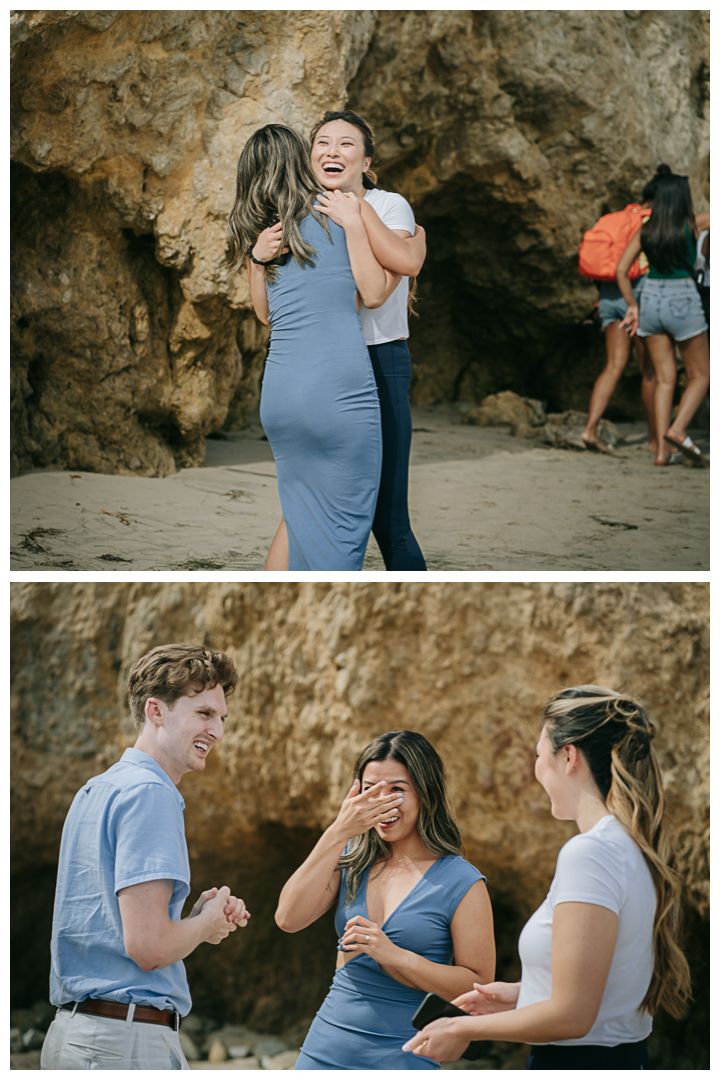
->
[330, 777, 405, 842]
[314, 190, 363, 230]
[452, 980, 520, 1015]
[251, 222, 288, 263]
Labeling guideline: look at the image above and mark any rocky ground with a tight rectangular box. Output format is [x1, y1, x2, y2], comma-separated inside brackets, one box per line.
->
[10, 403, 709, 572]
[10, 1003, 529, 1070]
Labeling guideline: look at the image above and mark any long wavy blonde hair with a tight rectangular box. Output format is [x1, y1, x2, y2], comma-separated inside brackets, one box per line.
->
[543, 685, 691, 1018]
[338, 730, 463, 905]
[226, 123, 329, 283]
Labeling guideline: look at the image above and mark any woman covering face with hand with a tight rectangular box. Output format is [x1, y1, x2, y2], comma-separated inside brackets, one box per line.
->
[275, 731, 494, 1070]
[403, 687, 691, 1071]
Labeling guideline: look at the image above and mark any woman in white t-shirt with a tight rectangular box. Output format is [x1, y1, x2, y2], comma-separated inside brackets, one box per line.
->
[263, 111, 428, 571]
[311, 111, 427, 570]
[403, 685, 691, 1070]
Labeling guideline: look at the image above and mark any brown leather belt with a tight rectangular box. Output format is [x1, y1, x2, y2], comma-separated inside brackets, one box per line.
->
[61, 999, 180, 1030]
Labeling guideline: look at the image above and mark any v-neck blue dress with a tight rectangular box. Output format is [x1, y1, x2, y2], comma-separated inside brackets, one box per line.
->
[294, 855, 485, 1070]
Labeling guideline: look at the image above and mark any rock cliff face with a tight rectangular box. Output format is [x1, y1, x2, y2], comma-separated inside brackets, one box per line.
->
[10, 10, 374, 474]
[11, 11, 709, 475]
[348, 10, 710, 407]
[10, 583, 708, 1063]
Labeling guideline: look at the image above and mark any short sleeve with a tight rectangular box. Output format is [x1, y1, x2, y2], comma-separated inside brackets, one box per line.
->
[109, 782, 190, 900]
[551, 833, 626, 914]
[376, 192, 416, 235]
[442, 858, 486, 917]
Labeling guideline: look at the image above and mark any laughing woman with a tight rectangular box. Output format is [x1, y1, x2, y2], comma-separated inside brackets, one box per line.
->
[275, 731, 494, 1070]
[403, 687, 691, 1071]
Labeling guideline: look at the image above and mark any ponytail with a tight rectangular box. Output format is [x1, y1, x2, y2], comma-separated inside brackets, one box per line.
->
[543, 686, 691, 1018]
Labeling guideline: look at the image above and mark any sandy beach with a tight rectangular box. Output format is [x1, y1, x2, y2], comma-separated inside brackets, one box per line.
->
[10, 405, 709, 572]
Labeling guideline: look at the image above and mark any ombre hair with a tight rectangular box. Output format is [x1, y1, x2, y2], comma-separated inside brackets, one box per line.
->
[226, 124, 329, 282]
[338, 730, 463, 904]
[543, 685, 691, 1019]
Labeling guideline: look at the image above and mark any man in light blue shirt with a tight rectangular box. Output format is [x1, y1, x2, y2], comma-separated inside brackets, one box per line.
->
[41, 643, 251, 1070]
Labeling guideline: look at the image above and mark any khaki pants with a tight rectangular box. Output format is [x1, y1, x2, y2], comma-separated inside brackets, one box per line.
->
[41, 1007, 190, 1070]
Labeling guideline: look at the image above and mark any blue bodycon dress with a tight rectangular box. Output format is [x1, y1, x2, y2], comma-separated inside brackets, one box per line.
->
[260, 213, 382, 570]
[294, 855, 486, 1070]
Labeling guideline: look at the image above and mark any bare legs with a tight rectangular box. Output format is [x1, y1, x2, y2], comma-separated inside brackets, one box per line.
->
[644, 331, 710, 465]
[265, 517, 289, 570]
[637, 338, 658, 452]
[581, 322, 656, 451]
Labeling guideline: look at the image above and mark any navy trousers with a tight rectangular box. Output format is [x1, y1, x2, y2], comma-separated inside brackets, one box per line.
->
[367, 340, 427, 571]
[527, 1038, 649, 1070]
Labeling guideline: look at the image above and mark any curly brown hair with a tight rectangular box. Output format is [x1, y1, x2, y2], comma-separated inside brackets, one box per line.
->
[127, 643, 238, 731]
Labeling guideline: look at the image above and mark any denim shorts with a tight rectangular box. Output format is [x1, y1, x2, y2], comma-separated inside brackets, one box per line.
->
[637, 277, 708, 341]
[597, 277, 645, 330]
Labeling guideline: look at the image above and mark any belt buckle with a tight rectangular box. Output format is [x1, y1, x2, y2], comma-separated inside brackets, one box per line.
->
[172, 1011, 180, 1032]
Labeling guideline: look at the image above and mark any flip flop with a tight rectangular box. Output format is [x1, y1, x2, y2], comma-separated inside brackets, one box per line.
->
[663, 434, 708, 468]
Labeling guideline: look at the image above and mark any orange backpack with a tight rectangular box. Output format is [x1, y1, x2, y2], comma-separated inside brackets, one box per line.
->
[578, 204, 651, 281]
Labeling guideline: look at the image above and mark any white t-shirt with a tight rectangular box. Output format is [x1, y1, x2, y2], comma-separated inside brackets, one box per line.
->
[516, 814, 656, 1046]
[360, 187, 415, 345]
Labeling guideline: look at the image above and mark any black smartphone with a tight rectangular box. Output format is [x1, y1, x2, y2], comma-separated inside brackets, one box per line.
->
[410, 992, 486, 1061]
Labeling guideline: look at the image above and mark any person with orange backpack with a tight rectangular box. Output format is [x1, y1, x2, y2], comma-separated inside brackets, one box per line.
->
[578, 167, 670, 453]
[617, 172, 709, 468]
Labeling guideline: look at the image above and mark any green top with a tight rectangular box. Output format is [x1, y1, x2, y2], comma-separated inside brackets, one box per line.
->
[647, 221, 696, 279]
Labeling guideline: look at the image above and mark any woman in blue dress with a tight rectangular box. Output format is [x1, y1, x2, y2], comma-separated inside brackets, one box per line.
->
[275, 730, 495, 1069]
[227, 124, 405, 570]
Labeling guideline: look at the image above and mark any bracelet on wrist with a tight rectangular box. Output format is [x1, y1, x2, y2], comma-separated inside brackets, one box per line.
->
[247, 248, 274, 266]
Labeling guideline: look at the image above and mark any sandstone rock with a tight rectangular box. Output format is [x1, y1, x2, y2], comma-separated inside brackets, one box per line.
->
[463, 390, 545, 428]
[207, 1039, 227, 1062]
[349, 10, 709, 411]
[537, 410, 622, 450]
[10, 12, 708, 474]
[227, 1044, 251, 1058]
[179, 1033, 200, 1061]
[10, 10, 375, 475]
[255, 1037, 289, 1057]
[10, 583, 709, 1064]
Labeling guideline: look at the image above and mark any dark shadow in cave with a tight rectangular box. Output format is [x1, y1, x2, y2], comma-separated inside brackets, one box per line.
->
[405, 171, 649, 417]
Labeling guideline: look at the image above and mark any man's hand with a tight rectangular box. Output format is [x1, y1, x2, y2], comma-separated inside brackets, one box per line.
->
[189, 887, 250, 927]
[199, 886, 238, 945]
[189, 888, 220, 919]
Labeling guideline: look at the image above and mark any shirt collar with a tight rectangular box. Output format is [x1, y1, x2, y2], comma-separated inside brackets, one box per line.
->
[120, 747, 185, 808]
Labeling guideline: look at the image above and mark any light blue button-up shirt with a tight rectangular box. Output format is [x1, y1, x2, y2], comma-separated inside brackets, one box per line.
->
[49, 748, 192, 1014]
